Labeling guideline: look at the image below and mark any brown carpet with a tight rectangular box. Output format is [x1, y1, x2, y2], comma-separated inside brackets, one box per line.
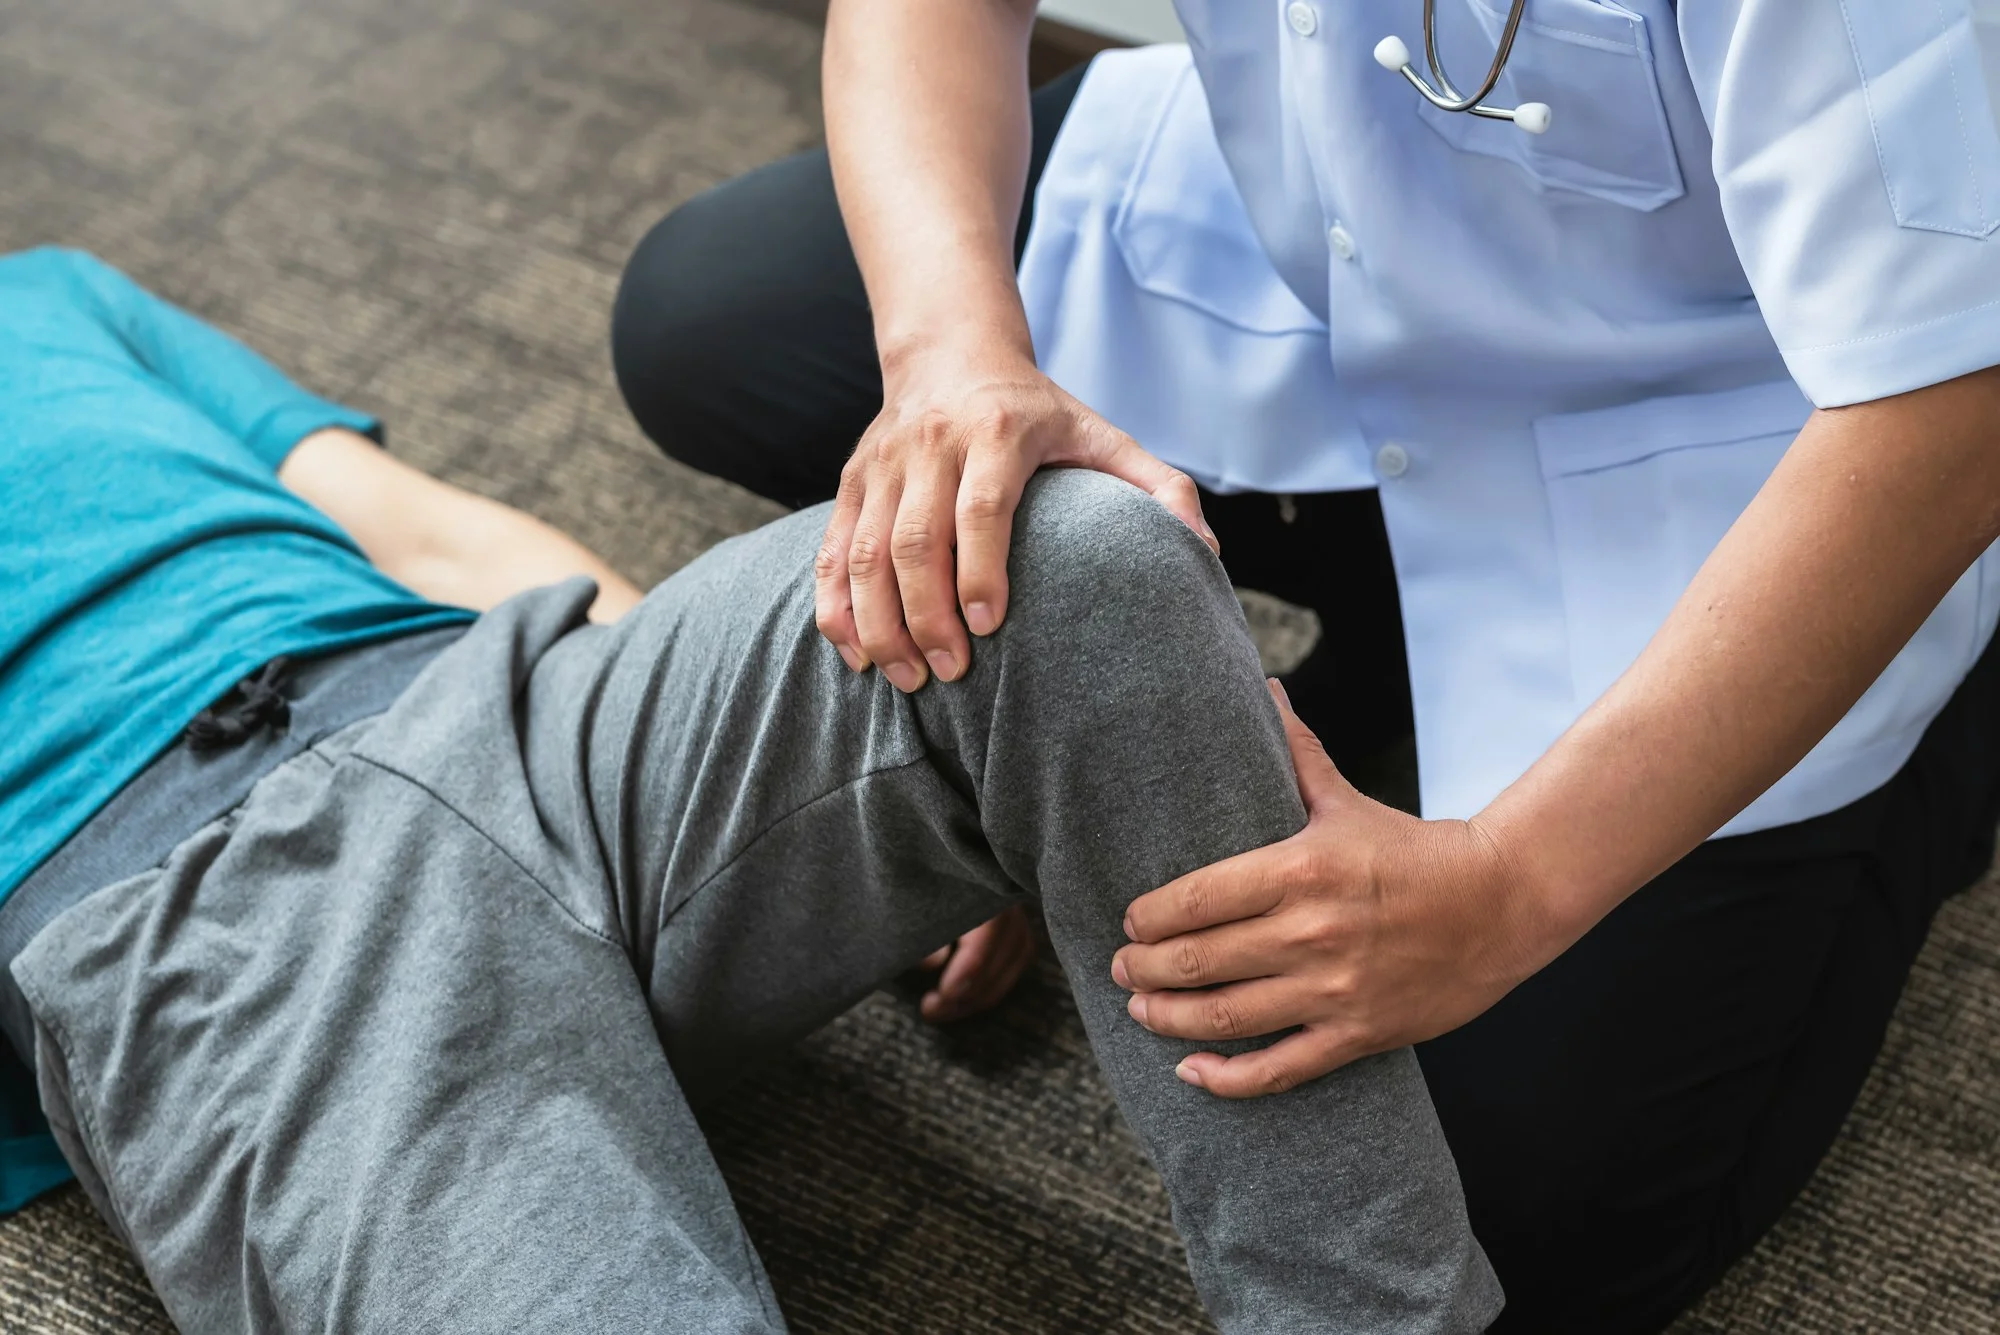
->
[1, 0, 1997, 1328]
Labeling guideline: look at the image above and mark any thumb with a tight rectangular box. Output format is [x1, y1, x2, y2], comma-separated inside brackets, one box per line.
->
[1267, 678, 1353, 817]
[1083, 425, 1219, 555]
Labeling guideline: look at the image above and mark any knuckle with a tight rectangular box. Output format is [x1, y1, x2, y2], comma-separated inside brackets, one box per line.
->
[957, 482, 1011, 528]
[1169, 937, 1208, 983]
[889, 514, 939, 567]
[914, 410, 956, 456]
[1320, 967, 1359, 1004]
[1260, 1062, 1300, 1096]
[846, 529, 890, 580]
[970, 400, 1021, 443]
[1297, 906, 1343, 948]
[867, 428, 903, 462]
[813, 539, 845, 581]
[850, 435, 894, 478]
[1203, 994, 1247, 1040]
[1292, 846, 1345, 896]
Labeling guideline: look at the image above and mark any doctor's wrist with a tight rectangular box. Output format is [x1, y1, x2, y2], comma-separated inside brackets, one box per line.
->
[1460, 809, 1603, 985]
[876, 313, 1037, 393]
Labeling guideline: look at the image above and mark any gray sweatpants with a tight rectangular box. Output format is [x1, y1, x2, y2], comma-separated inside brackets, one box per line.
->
[14, 471, 1501, 1333]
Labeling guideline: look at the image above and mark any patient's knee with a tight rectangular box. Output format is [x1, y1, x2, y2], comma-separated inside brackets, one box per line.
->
[1003, 470, 1237, 660]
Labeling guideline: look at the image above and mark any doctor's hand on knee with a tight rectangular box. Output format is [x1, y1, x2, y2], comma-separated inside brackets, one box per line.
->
[813, 349, 1215, 692]
[1110, 680, 1572, 1099]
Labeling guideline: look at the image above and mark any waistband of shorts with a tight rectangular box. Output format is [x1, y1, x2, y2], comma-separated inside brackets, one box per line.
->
[0, 625, 469, 983]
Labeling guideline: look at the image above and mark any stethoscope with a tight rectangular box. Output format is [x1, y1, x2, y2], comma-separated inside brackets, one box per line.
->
[1373, 0, 1554, 135]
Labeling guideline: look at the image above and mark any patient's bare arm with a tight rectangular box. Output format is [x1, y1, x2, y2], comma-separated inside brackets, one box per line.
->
[278, 427, 644, 623]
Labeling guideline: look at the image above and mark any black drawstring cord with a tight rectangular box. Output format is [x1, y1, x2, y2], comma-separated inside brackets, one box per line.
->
[185, 657, 296, 751]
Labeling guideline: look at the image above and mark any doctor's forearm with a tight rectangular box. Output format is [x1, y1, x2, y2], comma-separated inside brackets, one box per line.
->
[822, 0, 1039, 378]
[813, 6, 1208, 694]
[1474, 366, 2000, 947]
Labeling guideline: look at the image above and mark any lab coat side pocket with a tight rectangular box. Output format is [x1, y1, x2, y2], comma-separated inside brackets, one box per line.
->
[1840, 0, 2000, 238]
[1536, 379, 1988, 818]
[1534, 381, 1809, 710]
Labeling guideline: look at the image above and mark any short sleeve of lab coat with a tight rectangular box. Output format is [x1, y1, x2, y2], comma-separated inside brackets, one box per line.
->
[1679, 0, 2000, 407]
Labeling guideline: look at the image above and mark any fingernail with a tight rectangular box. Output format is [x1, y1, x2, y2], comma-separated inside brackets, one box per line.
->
[1122, 912, 1137, 941]
[1127, 993, 1149, 1024]
[1111, 954, 1131, 988]
[964, 602, 997, 637]
[925, 648, 960, 682]
[837, 644, 866, 673]
[1198, 520, 1220, 552]
[885, 661, 926, 693]
[1175, 1058, 1202, 1087]
[1269, 677, 1292, 711]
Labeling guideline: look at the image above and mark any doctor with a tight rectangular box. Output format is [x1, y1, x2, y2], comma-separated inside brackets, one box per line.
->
[611, 1, 2000, 1329]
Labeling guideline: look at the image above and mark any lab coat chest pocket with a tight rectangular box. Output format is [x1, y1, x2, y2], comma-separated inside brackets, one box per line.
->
[1417, 0, 1685, 211]
[1112, 63, 1327, 334]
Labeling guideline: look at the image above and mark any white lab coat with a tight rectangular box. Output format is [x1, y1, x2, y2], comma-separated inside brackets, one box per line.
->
[1018, 1, 2000, 833]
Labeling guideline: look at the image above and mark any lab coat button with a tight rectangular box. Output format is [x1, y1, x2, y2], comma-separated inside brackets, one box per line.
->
[1375, 442, 1410, 479]
[1286, 3, 1318, 37]
[1328, 222, 1356, 261]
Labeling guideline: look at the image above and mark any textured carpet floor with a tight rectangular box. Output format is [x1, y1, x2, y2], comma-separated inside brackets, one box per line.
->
[1, 0, 1997, 1329]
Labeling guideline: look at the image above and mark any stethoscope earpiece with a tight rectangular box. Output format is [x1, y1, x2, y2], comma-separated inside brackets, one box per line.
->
[1376, 0, 1552, 134]
[1373, 34, 1414, 72]
[1513, 102, 1552, 135]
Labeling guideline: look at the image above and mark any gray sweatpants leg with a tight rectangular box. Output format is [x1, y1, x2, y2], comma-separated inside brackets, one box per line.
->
[16, 714, 786, 1334]
[446, 468, 1497, 1330]
[17, 471, 1499, 1333]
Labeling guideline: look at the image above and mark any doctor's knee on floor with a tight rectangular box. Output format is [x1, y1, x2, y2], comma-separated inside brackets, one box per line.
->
[610, 161, 858, 508]
[610, 197, 759, 489]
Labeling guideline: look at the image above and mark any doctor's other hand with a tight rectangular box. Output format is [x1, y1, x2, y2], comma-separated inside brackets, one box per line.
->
[917, 902, 1038, 1024]
[1111, 680, 1570, 1099]
[814, 348, 1216, 690]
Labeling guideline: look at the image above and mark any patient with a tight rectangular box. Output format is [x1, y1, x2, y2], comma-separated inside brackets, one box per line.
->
[0, 247, 1501, 1333]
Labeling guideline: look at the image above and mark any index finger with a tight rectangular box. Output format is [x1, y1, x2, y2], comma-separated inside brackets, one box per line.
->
[954, 440, 1037, 638]
[1123, 846, 1294, 944]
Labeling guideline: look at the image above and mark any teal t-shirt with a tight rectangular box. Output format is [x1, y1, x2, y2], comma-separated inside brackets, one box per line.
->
[0, 247, 476, 1210]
